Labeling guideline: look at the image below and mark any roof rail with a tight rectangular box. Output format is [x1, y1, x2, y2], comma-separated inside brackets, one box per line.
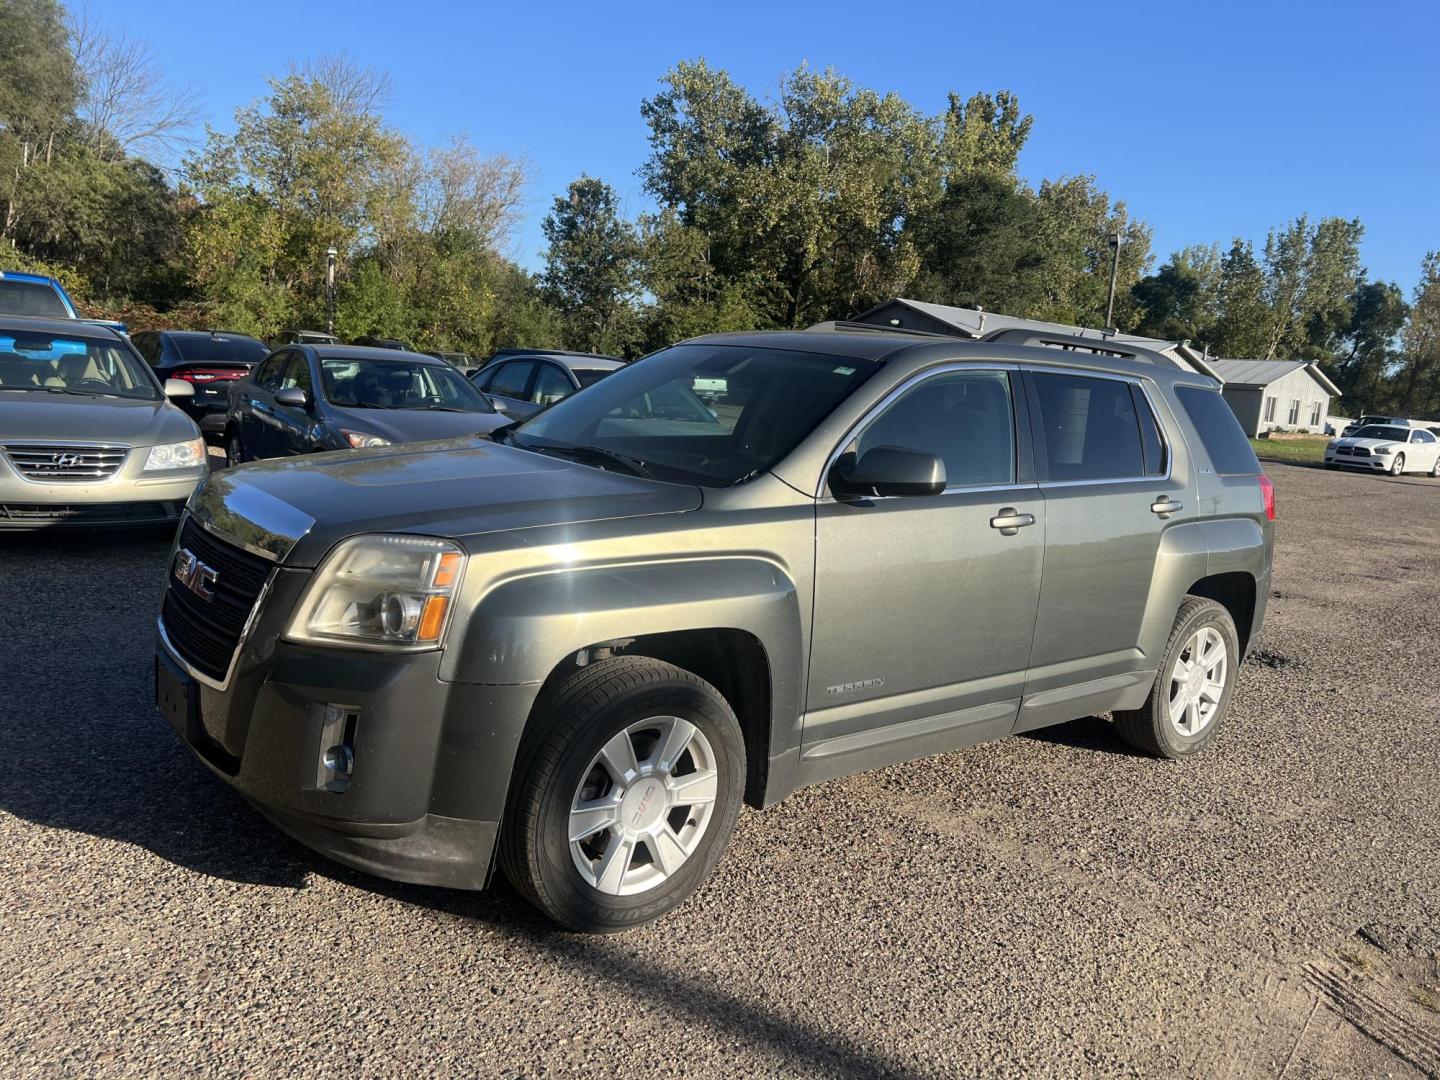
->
[979, 327, 1176, 367]
[808, 319, 954, 340]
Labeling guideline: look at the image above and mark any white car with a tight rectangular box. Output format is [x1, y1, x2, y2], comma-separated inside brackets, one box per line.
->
[1325, 424, 1440, 477]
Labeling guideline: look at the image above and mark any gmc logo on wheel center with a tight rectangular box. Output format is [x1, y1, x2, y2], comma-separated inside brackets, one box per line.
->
[172, 548, 218, 601]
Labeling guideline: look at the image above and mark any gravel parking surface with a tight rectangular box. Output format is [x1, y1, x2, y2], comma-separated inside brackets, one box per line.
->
[3, 461, 1439, 1078]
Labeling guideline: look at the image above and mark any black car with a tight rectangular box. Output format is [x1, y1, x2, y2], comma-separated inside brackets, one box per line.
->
[471, 352, 625, 419]
[275, 329, 341, 346]
[130, 330, 271, 436]
[352, 335, 412, 351]
[223, 345, 508, 465]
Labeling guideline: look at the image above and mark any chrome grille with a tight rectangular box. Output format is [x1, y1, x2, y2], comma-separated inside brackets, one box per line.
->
[2, 443, 128, 482]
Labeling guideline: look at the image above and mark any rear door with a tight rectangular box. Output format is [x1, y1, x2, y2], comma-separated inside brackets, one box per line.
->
[803, 366, 1045, 775]
[1017, 369, 1192, 724]
[532, 361, 578, 410]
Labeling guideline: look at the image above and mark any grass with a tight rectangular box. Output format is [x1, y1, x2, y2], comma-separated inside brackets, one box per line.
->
[1250, 436, 1328, 465]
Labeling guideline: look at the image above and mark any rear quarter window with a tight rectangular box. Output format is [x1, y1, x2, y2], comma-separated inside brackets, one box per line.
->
[1174, 386, 1261, 475]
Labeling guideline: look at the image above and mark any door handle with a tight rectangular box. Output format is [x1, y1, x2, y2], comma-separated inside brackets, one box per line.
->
[1150, 496, 1183, 519]
[989, 508, 1035, 535]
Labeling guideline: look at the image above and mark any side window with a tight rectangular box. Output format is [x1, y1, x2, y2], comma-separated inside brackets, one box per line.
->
[533, 363, 574, 406]
[132, 333, 159, 366]
[1029, 372, 1145, 482]
[1174, 387, 1261, 475]
[488, 361, 534, 399]
[280, 353, 313, 393]
[1132, 386, 1168, 477]
[255, 352, 288, 391]
[1412, 430, 1433, 444]
[851, 370, 1016, 489]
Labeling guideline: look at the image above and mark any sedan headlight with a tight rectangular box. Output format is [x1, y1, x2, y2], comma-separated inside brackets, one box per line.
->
[343, 430, 391, 448]
[1371, 445, 1394, 455]
[144, 437, 206, 472]
[287, 535, 465, 650]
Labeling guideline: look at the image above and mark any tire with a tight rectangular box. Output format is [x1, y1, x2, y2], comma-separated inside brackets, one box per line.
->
[1430, 456, 1440, 478]
[1390, 453, 1405, 476]
[224, 426, 247, 468]
[499, 656, 745, 932]
[1113, 596, 1240, 759]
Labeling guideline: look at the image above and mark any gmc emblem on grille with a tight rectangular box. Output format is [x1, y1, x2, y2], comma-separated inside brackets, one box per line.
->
[51, 452, 82, 468]
[172, 548, 218, 601]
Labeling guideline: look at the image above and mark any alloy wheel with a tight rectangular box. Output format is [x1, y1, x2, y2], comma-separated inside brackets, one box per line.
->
[1391, 454, 1405, 476]
[1166, 626, 1228, 737]
[568, 715, 719, 896]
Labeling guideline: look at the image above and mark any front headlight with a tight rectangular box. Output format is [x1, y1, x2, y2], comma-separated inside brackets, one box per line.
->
[286, 535, 465, 650]
[1372, 445, 1393, 455]
[343, 430, 391, 448]
[144, 437, 206, 471]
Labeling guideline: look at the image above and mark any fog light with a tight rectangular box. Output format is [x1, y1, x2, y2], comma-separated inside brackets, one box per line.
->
[317, 704, 359, 793]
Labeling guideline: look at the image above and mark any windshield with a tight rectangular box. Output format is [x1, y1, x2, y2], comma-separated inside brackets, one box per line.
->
[0, 333, 158, 399]
[320, 357, 495, 412]
[513, 343, 881, 486]
[574, 367, 615, 389]
[0, 280, 70, 317]
[1354, 425, 1409, 442]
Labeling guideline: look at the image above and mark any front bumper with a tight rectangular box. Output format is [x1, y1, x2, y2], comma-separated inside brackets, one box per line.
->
[1325, 453, 1391, 472]
[0, 454, 204, 528]
[155, 585, 540, 888]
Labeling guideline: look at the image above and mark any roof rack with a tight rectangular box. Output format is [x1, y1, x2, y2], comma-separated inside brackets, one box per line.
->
[807, 319, 954, 340]
[979, 328, 1176, 368]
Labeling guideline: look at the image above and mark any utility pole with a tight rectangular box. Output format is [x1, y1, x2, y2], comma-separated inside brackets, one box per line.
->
[1103, 231, 1121, 333]
[325, 247, 337, 335]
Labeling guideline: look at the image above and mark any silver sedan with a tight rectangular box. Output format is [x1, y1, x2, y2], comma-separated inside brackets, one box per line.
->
[0, 317, 207, 528]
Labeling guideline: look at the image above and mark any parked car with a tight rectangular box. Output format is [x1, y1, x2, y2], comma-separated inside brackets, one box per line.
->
[427, 351, 479, 376]
[351, 335, 412, 351]
[1324, 424, 1440, 476]
[222, 345, 508, 465]
[130, 330, 270, 438]
[1341, 414, 1414, 437]
[156, 324, 1274, 931]
[0, 316, 205, 528]
[275, 329, 340, 346]
[472, 352, 625, 418]
[0, 269, 127, 335]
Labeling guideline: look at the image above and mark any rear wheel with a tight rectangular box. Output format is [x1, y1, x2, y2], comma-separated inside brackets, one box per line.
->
[499, 656, 745, 932]
[1390, 453, 1405, 476]
[1113, 596, 1239, 758]
[1430, 456, 1440, 478]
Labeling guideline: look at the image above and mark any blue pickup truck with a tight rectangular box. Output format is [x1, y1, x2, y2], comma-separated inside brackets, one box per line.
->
[0, 270, 127, 334]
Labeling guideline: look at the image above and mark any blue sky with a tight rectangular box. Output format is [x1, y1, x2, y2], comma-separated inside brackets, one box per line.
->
[101, 0, 1439, 292]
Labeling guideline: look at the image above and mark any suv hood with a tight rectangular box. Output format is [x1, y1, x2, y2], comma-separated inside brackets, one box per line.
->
[0, 391, 194, 444]
[191, 437, 704, 566]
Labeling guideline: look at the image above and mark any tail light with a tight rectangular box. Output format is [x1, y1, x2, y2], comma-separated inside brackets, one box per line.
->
[1258, 473, 1275, 521]
[175, 367, 247, 383]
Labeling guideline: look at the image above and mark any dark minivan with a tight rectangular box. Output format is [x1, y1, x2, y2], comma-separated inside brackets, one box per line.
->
[223, 344, 508, 465]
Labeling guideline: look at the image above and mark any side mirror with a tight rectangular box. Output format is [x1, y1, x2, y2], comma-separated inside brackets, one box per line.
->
[163, 378, 193, 399]
[489, 397, 508, 413]
[830, 445, 947, 499]
[275, 387, 310, 409]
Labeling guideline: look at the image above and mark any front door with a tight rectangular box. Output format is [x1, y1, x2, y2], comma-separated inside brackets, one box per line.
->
[274, 352, 317, 455]
[803, 368, 1045, 777]
[481, 360, 538, 418]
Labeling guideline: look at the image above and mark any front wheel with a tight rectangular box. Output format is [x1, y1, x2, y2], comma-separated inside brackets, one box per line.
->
[499, 657, 745, 932]
[1113, 596, 1239, 758]
[1390, 453, 1405, 476]
[224, 427, 247, 468]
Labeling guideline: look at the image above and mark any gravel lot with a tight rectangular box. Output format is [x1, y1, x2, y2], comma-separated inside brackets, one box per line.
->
[3, 461, 1439, 1078]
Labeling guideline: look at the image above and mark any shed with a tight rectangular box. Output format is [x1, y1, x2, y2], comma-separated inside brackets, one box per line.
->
[852, 297, 1223, 379]
[1206, 359, 1342, 437]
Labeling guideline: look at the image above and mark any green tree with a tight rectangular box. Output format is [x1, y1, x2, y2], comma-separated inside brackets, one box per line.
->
[1330, 280, 1408, 411]
[1130, 245, 1222, 343]
[1029, 175, 1152, 328]
[540, 175, 640, 354]
[1388, 253, 1440, 416]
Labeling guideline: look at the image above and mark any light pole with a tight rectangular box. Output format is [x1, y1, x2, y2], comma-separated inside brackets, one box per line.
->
[1103, 232, 1121, 333]
[325, 247, 337, 335]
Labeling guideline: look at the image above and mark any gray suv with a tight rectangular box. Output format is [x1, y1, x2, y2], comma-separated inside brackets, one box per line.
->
[154, 325, 1273, 931]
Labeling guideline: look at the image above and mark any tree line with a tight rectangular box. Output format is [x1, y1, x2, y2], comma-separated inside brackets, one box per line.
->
[3, 0, 1437, 418]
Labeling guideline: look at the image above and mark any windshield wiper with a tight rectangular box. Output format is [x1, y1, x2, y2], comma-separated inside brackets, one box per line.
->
[404, 404, 471, 412]
[536, 442, 654, 479]
[333, 400, 386, 409]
